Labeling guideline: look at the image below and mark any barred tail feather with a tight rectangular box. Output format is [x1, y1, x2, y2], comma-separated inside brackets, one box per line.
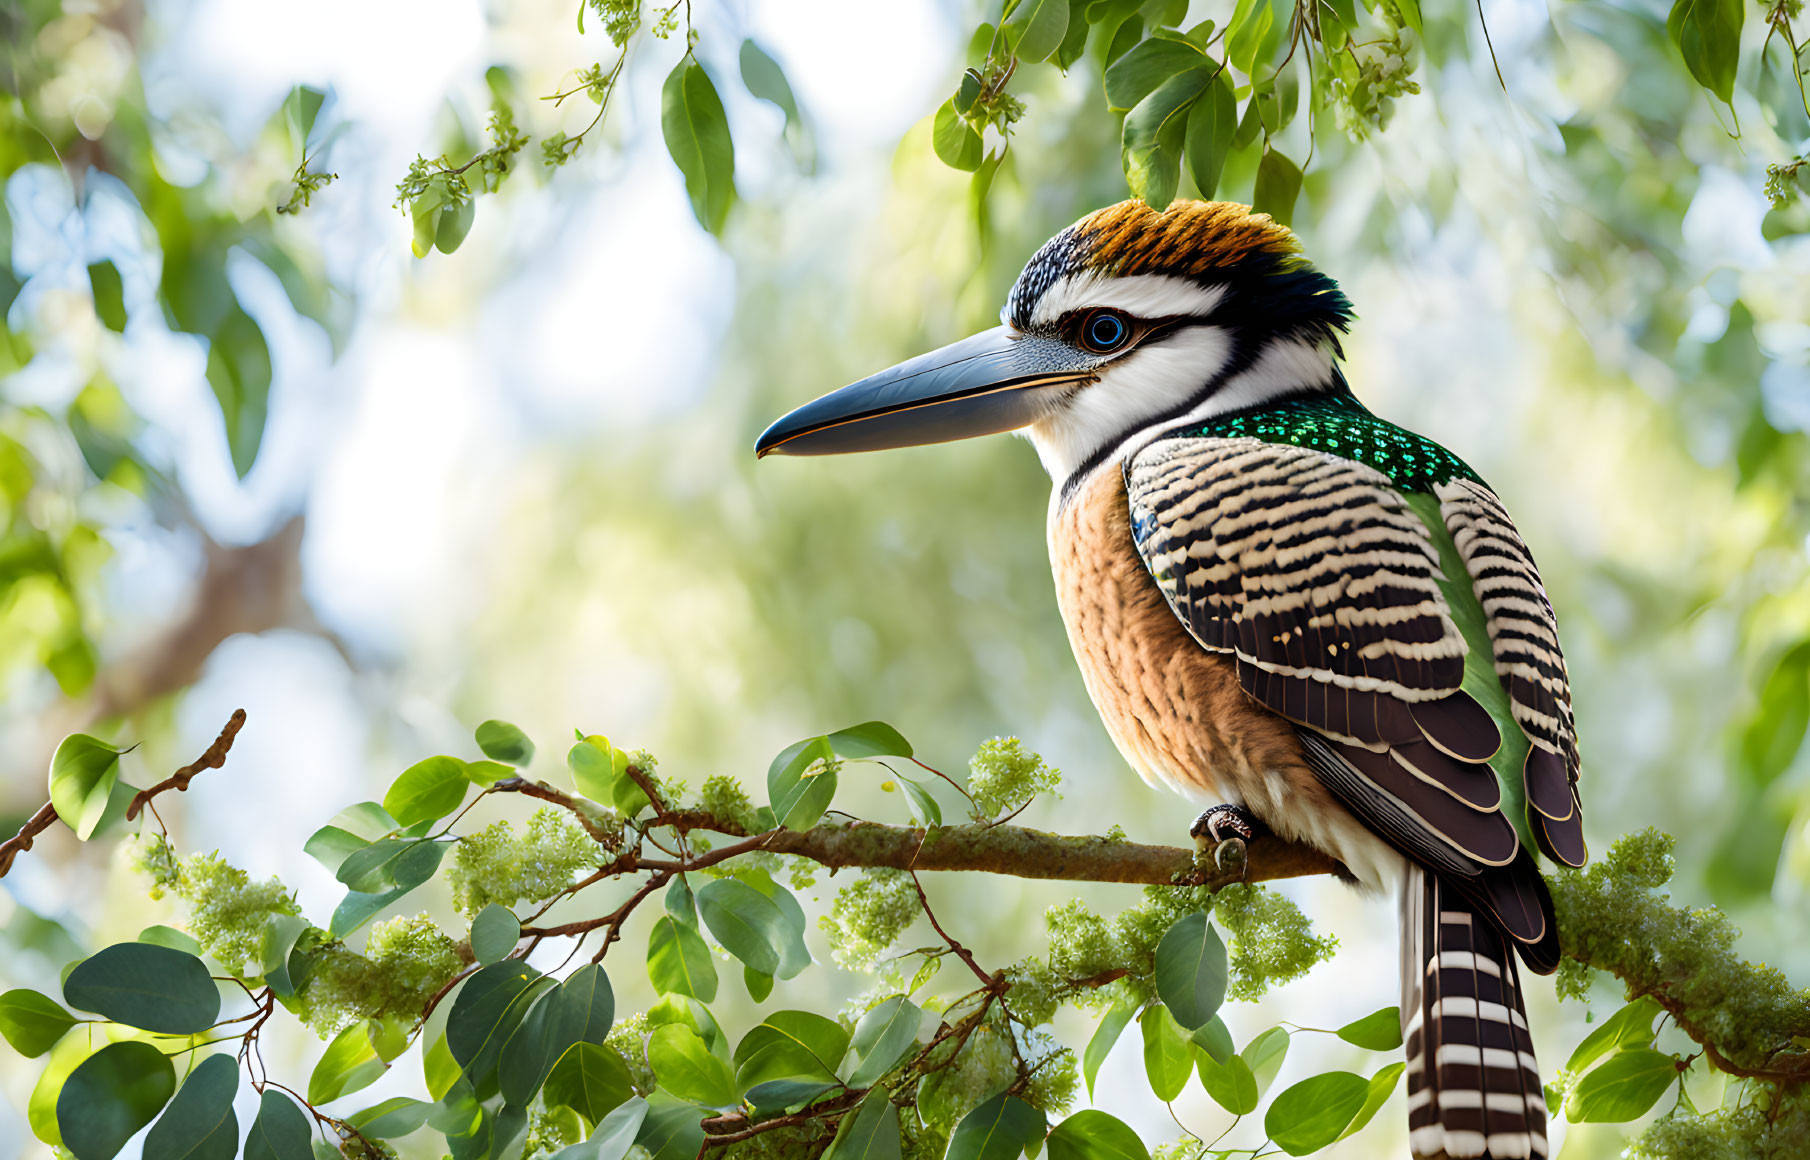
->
[1402, 865, 1549, 1160]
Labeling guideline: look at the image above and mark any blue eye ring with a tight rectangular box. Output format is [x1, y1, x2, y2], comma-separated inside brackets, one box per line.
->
[1080, 309, 1131, 353]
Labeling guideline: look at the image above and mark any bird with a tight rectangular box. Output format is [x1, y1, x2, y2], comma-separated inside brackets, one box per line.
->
[755, 199, 1587, 1160]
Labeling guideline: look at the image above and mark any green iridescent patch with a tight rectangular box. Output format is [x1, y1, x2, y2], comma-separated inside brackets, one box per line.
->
[1192, 394, 1480, 492]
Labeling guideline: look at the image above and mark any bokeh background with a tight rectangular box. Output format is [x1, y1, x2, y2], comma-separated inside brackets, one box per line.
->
[2, 0, 1808, 1154]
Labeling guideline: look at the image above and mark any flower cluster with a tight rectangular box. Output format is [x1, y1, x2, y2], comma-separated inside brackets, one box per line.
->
[447, 807, 601, 916]
[298, 914, 459, 1035]
[131, 837, 300, 975]
[821, 867, 921, 970]
[967, 737, 1061, 820]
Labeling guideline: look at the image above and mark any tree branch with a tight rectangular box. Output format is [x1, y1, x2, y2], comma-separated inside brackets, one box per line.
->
[0, 709, 247, 878]
[659, 810, 1342, 888]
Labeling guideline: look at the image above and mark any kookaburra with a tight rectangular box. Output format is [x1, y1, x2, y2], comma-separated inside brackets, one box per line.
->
[756, 200, 1587, 1160]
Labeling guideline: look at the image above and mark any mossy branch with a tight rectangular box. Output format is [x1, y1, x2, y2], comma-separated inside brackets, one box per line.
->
[662, 809, 1343, 888]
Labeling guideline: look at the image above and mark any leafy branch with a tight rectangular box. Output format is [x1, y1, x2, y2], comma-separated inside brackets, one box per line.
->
[4, 715, 1806, 1160]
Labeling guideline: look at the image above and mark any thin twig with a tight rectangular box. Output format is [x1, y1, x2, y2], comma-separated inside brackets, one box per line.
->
[909, 870, 998, 991]
[127, 709, 247, 822]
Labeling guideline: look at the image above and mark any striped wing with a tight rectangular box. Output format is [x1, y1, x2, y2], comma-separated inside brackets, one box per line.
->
[1126, 437, 1558, 965]
[1437, 479, 1586, 867]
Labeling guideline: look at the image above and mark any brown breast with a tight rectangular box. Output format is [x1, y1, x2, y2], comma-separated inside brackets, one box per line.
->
[1048, 466, 1315, 812]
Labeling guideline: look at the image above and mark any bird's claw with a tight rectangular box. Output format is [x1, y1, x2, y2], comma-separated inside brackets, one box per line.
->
[1190, 803, 1259, 847]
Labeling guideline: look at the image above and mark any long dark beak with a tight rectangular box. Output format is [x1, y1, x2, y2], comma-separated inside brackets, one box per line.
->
[755, 326, 1093, 457]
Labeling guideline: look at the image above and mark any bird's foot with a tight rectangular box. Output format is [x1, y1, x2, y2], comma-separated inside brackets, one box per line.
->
[1190, 803, 1259, 846]
[1191, 804, 1261, 879]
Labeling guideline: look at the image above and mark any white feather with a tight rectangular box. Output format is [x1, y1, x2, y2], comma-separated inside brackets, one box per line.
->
[1022, 272, 1228, 327]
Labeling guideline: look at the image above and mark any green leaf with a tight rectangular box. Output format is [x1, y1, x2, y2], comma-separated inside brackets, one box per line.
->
[1335, 1006, 1402, 1052]
[48, 733, 124, 840]
[1010, 0, 1070, 61]
[696, 877, 796, 978]
[1337, 1062, 1404, 1141]
[1252, 148, 1303, 226]
[1139, 1005, 1194, 1102]
[1102, 37, 1206, 109]
[1153, 911, 1227, 1030]
[1240, 1026, 1289, 1095]
[823, 1093, 902, 1160]
[1195, 1049, 1259, 1115]
[647, 915, 718, 1002]
[634, 1095, 707, 1160]
[63, 943, 220, 1034]
[734, 1010, 851, 1087]
[1183, 70, 1236, 199]
[1190, 1014, 1233, 1064]
[434, 199, 475, 255]
[283, 85, 327, 144]
[846, 995, 923, 1088]
[205, 305, 272, 478]
[30, 1033, 95, 1146]
[335, 837, 446, 894]
[739, 40, 801, 127]
[827, 721, 914, 759]
[1225, 0, 1275, 73]
[382, 757, 469, 826]
[308, 1021, 388, 1104]
[544, 1042, 634, 1125]
[1102, 13, 1145, 67]
[1742, 642, 1810, 786]
[946, 1091, 1046, 1160]
[1566, 1048, 1680, 1123]
[423, 1034, 460, 1102]
[471, 904, 521, 965]
[143, 1054, 239, 1160]
[1266, 1071, 1370, 1155]
[898, 777, 943, 827]
[330, 880, 416, 939]
[569, 739, 621, 804]
[563, 1096, 647, 1160]
[57, 1041, 176, 1160]
[499, 964, 615, 1107]
[1083, 1005, 1134, 1100]
[140, 926, 204, 956]
[305, 805, 399, 874]
[447, 960, 547, 1097]
[245, 1090, 314, 1160]
[648, 1024, 737, 1107]
[1394, 0, 1422, 31]
[1045, 1109, 1151, 1160]
[0, 988, 77, 1057]
[1056, 0, 1094, 68]
[1122, 68, 1213, 210]
[260, 914, 312, 999]
[347, 1096, 433, 1139]
[1566, 996, 1663, 1073]
[661, 59, 736, 235]
[476, 720, 536, 766]
[464, 760, 514, 787]
[88, 261, 126, 331]
[1667, 0, 1742, 103]
[746, 1079, 839, 1115]
[933, 99, 984, 172]
[767, 736, 837, 831]
[744, 966, 774, 1002]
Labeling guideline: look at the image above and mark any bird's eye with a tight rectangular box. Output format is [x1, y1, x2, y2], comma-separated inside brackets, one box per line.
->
[1079, 309, 1131, 353]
